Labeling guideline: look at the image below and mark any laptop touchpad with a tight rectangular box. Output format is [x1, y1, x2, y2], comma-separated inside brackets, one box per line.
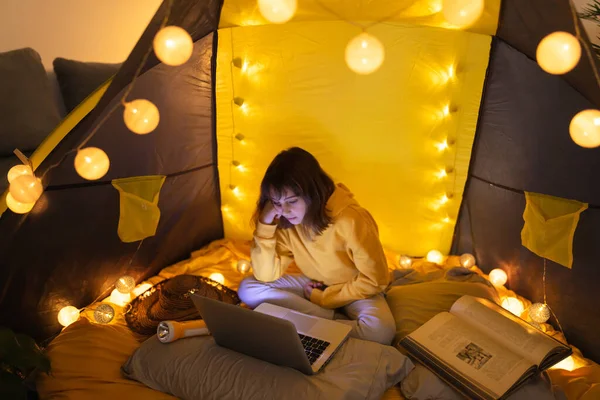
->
[285, 312, 318, 333]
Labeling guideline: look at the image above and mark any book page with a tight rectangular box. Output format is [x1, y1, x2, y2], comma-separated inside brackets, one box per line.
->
[450, 296, 563, 365]
[409, 312, 534, 398]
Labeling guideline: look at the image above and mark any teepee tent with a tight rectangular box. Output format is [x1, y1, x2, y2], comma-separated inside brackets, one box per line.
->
[1, 0, 599, 369]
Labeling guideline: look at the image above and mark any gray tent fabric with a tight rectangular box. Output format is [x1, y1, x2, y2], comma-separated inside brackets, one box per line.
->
[452, 38, 600, 362]
[497, 0, 600, 108]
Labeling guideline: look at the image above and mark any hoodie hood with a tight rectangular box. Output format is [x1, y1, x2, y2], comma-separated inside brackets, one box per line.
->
[327, 183, 360, 217]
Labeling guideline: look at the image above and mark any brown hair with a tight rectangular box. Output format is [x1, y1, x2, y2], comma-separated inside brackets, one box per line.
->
[253, 147, 336, 237]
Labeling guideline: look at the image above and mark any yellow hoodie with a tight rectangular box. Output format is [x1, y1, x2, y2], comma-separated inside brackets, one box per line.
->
[251, 184, 390, 309]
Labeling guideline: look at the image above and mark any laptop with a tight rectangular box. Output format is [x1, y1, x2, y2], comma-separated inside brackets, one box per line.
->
[191, 295, 351, 375]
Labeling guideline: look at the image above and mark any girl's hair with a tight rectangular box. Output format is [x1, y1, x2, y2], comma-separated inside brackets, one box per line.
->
[253, 147, 336, 236]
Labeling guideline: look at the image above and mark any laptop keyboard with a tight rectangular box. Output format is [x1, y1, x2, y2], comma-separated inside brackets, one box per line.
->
[298, 333, 330, 365]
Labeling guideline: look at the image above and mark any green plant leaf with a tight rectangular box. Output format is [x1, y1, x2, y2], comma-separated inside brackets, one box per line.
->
[11, 334, 50, 373]
[0, 328, 17, 358]
[0, 369, 27, 399]
[0, 329, 50, 374]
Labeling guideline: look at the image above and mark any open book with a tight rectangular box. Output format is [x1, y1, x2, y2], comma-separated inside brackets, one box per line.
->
[399, 295, 572, 400]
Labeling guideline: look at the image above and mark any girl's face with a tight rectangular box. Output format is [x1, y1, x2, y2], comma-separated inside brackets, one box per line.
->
[270, 187, 307, 225]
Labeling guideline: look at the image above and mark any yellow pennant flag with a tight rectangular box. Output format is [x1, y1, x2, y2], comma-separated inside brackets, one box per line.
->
[112, 175, 166, 243]
[521, 192, 587, 268]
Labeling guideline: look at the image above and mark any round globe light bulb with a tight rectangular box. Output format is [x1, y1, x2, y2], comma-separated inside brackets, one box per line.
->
[109, 288, 132, 307]
[7, 164, 33, 183]
[9, 174, 43, 204]
[528, 303, 551, 323]
[153, 26, 194, 66]
[209, 272, 225, 285]
[345, 33, 385, 75]
[6, 193, 35, 214]
[93, 303, 115, 324]
[133, 283, 153, 297]
[551, 356, 575, 371]
[569, 109, 600, 148]
[237, 260, 252, 274]
[488, 268, 508, 287]
[536, 32, 581, 75]
[258, 0, 297, 24]
[460, 253, 476, 268]
[442, 0, 484, 28]
[123, 99, 160, 135]
[426, 250, 444, 265]
[501, 297, 524, 316]
[58, 306, 80, 327]
[74, 147, 110, 180]
[115, 275, 136, 294]
[399, 255, 413, 268]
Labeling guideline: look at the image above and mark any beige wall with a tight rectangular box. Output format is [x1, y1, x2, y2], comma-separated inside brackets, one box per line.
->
[0, 0, 598, 71]
[574, 0, 600, 46]
[0, 0, 162, 70]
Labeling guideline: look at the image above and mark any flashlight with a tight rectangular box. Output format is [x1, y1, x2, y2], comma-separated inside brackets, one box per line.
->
[157, 320, 209, 343]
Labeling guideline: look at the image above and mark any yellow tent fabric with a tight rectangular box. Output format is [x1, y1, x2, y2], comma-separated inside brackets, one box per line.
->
[521, 192, 588, 269]
[216, 21, 491, 256]
[111, 175, 166, 243]
[219, 0, 501, 36]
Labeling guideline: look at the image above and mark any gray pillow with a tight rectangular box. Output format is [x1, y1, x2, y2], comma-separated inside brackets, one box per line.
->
[122, 335, 414, 400]
[0, 48, 61, 156]
[53, 58, 121, 113]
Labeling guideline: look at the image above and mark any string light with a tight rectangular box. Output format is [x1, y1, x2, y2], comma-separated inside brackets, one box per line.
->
[501, 297, 524, 316]
[109, 288, 132, 307]
[237, 260, 252, 274]
[442, 0, 484, 28]
[528, 303, 551, 323]
[74, 147, 110, 180]
[93, 303, 115, 324]
[229, 184, 240, 196]
[209, 272, 225, 285]
[58, 306, 80, 327]
[235, 133, 246, 145]
[536, 31, 581, 75]
[442, 104, 450, 117]
[399, 255, 413, 268]
[550, 356, 575, 371]
[6, 193, 35, 214]
[133, 283, 153, 297]
[569, 109, 600, 148]
[258, 0, 297, 24]
[488, 268, 508, 287]
[436, 168, 450, 179]
[345, 32, 385, 75]
[435, 140, 449, 151]
[9, 175, 43, 204]
[116, 275, 136, 294]
[426, 250, 444, 264]
[123, 99, 160, 135]
[460, 253, 476, 268]
[7, 164, 32, 183]
[153, 26, 193, 66]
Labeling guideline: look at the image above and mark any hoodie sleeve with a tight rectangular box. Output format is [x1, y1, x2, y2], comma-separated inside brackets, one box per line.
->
[250, 222, 294, 282]
[310, 208, 390, 309]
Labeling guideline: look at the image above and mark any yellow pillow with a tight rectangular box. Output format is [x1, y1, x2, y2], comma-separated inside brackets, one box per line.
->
[37, 319, 175, 400]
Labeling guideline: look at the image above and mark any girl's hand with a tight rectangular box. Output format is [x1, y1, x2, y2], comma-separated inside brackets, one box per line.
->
[260, 201, 281, 225]
[303, 281, 325, 299]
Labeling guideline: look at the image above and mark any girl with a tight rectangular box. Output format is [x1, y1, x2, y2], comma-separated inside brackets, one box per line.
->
[238, 147, 396, 345]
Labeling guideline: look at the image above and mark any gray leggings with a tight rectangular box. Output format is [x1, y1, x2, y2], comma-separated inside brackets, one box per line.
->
[238, 274, 396, 345]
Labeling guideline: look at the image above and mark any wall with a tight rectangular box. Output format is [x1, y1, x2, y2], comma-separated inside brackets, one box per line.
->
[0, 0, 162, 70]
[575, 0, 600, 47]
